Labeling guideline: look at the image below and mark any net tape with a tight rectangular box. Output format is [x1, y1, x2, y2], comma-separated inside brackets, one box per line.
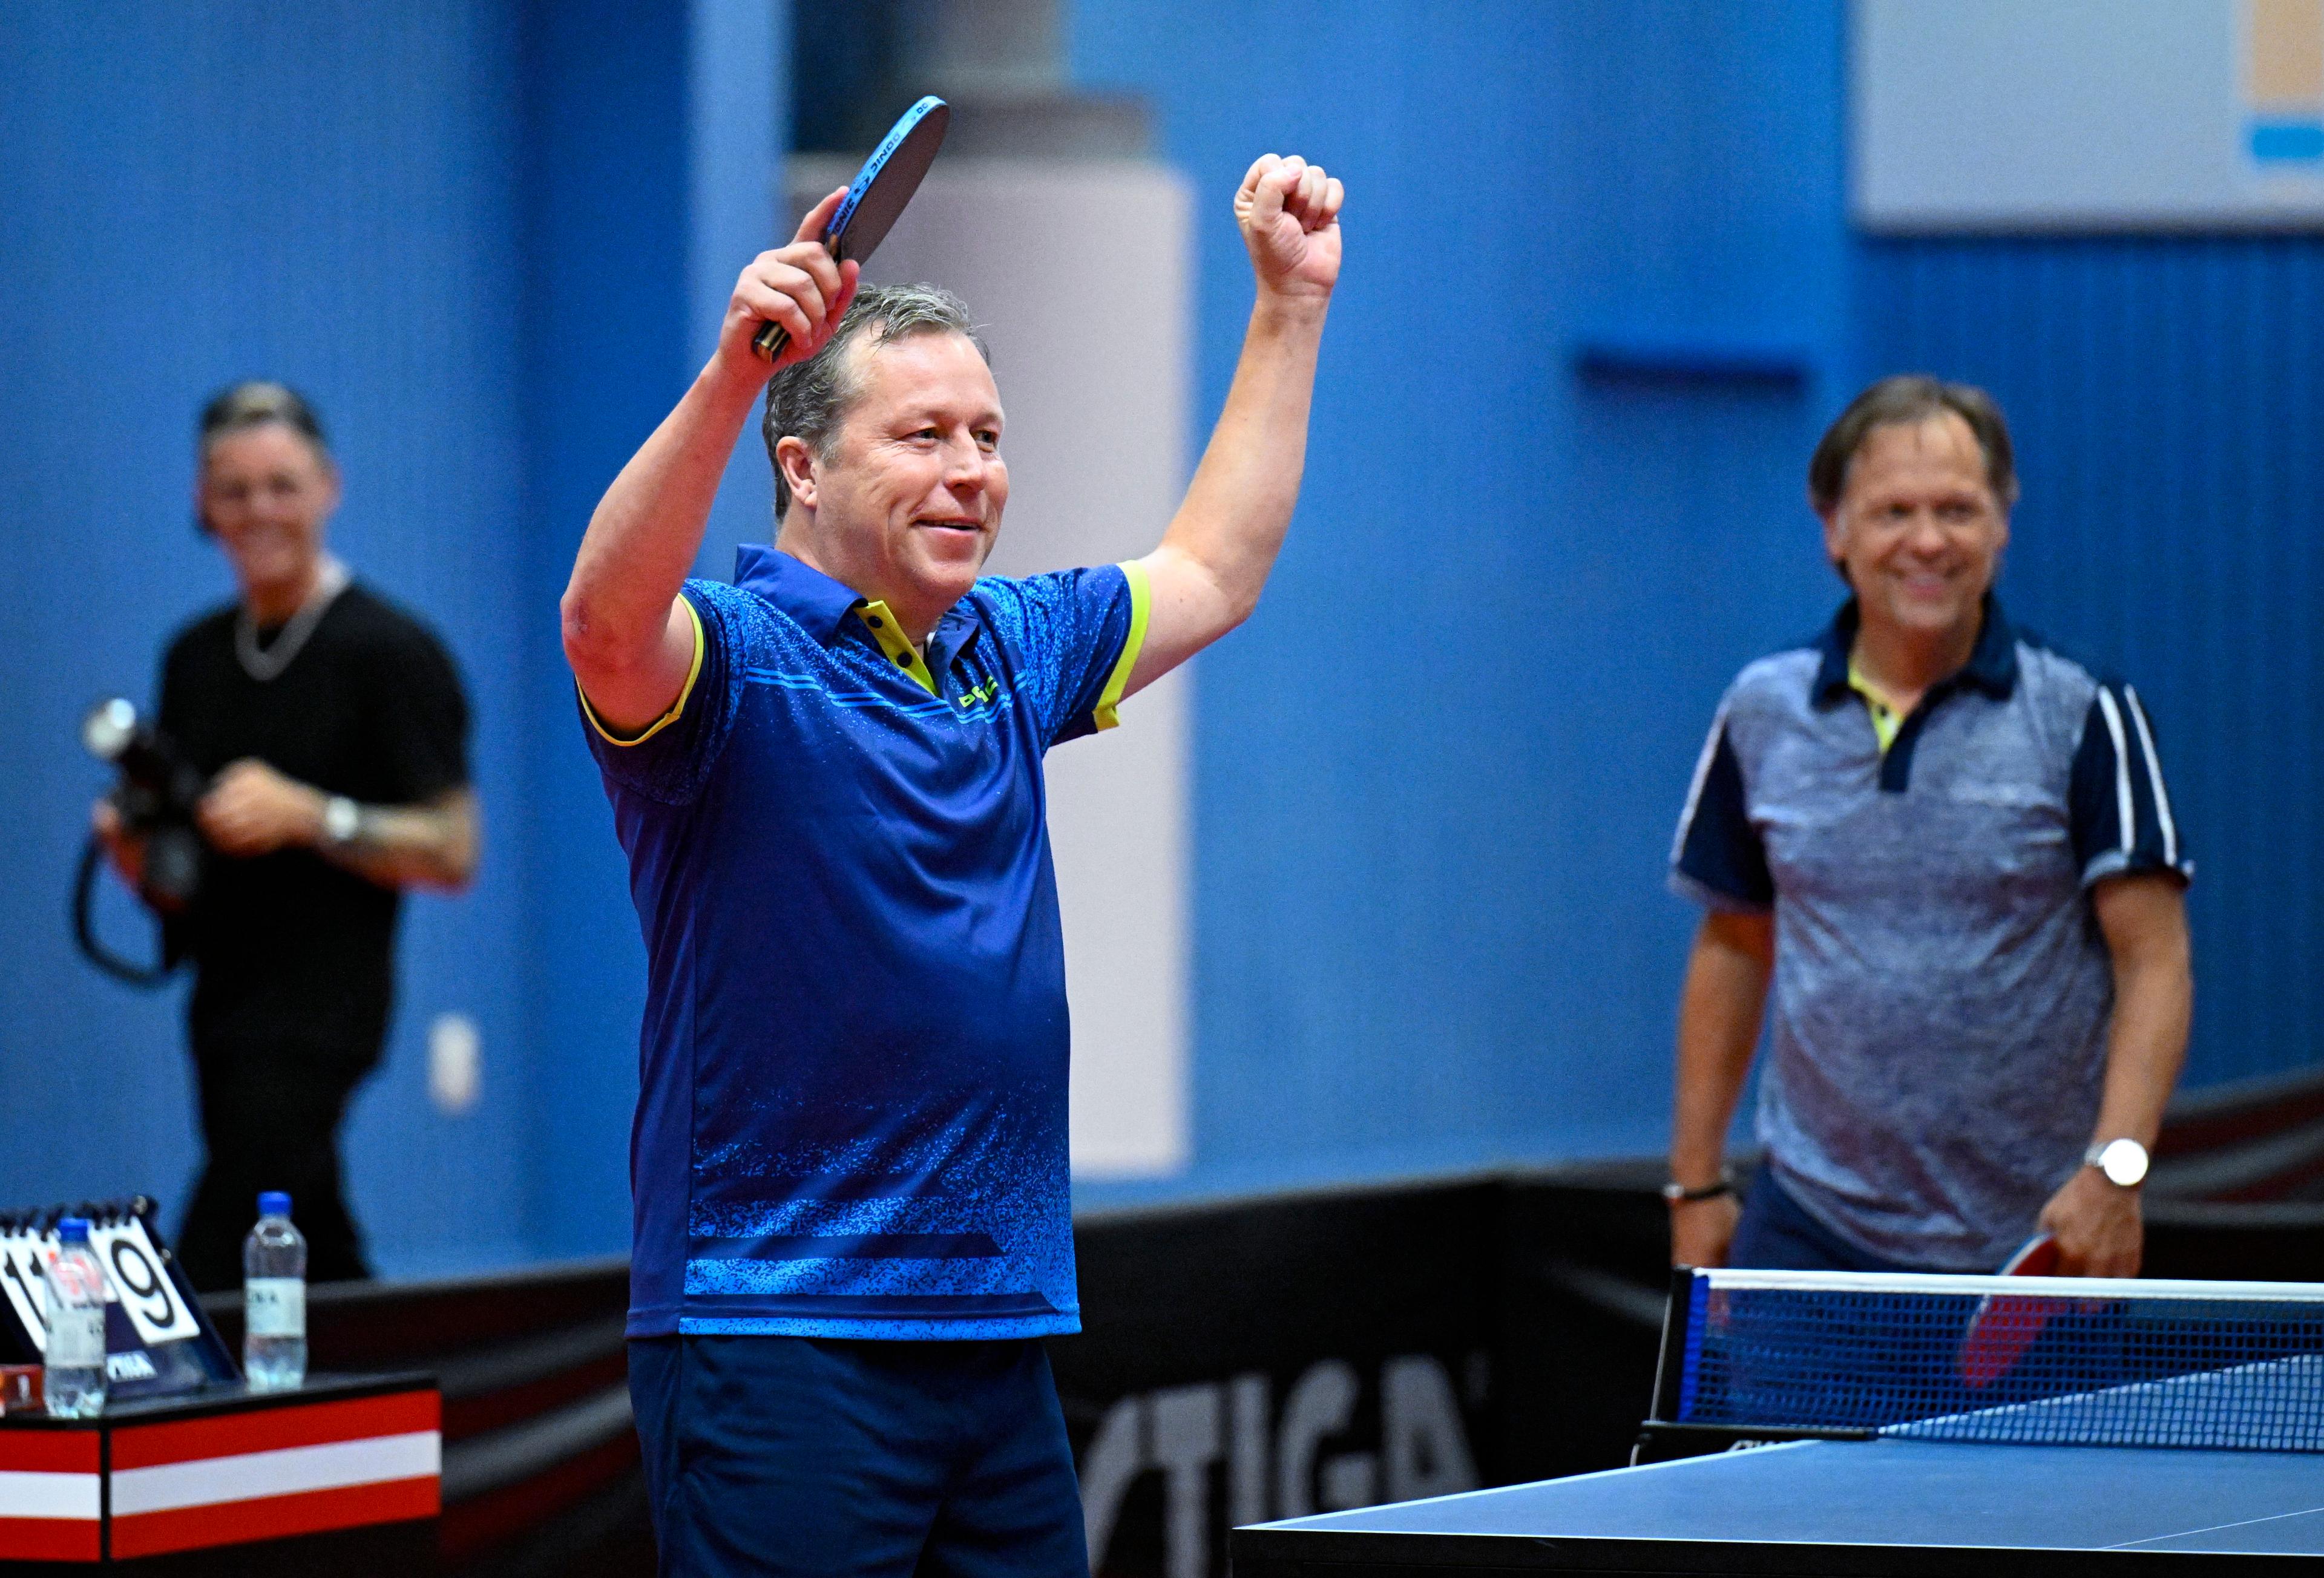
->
[1676, 1271, 2324, 1453]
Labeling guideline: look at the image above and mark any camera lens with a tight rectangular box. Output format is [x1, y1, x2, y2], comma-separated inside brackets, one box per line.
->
[82, 698, 137, 762]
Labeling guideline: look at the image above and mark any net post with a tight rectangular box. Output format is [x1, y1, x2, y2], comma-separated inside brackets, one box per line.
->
[1648, 1265, 1696, 1424]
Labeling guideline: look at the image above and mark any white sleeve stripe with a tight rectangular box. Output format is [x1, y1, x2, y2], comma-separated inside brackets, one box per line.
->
[2094, 688, 2134, 857]
[1673, 702, 1732, 866]
[2124, 685, 2179, 868]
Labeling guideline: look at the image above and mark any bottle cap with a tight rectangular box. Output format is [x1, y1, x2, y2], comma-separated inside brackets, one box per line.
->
[56, 1218, 91, 1244]
[257, 1191, 292, 1220]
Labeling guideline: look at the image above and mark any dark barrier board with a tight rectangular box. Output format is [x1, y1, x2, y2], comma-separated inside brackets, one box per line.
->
[1053, 1177, 1508, 1578]
[177, 1155, 2324, 1578]
[2, 1518, 436, 1577]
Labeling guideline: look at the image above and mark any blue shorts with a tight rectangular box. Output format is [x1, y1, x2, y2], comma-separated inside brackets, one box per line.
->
[626, 1335, 1085, 1578]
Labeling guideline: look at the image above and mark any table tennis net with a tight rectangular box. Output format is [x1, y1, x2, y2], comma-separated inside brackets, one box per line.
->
[1670, 1269, 2324, 1453]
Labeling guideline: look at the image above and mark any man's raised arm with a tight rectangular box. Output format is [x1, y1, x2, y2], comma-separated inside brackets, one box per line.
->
[1127, 154, 1344, 693]
[560, 188, 859, 735]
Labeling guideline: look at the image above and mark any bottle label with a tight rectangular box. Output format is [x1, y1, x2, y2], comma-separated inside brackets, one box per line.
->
[246, 1278, 306, 1338]
[47, 1307, 105, 1367]
[45, 1254, 106, 1304]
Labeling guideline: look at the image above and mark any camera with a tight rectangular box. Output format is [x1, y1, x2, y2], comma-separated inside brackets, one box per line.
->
[83, 698, 209, 908]
[83, 698, 209, 909]
[74, 700, 209, 984]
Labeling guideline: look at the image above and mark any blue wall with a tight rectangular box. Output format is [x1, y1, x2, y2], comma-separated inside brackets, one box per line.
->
[0, 0, 776, 1272]
[0, 2, 537, 1272]
[2, 2, 2318, 1269]
[1071, 0, 1856, 1199]
[514, 0, 783, 1260]
[1071, 0, 2324, 1207]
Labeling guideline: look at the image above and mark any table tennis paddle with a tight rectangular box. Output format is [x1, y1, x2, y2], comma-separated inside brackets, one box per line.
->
[1957, 1233, 2061, 1389]
[752, 95, 951, 361]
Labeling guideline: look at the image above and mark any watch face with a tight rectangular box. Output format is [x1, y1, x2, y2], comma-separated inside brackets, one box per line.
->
[324, 798, 359, 843]
[2098, 1138, 2150, 1187]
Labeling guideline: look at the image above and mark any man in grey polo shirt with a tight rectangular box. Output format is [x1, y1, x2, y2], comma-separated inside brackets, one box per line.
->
[1666, 376, 2194, 1277]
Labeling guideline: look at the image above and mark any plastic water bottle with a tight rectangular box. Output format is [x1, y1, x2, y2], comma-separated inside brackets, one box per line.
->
[242, 1191, 307, 1392]
[42, 1219, 108, 1418]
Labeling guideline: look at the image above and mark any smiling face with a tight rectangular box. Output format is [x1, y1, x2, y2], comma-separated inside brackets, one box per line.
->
[1820, 412, 2008, 649]
[198, 422, 340, 620]
[777, 329, 1007, 637]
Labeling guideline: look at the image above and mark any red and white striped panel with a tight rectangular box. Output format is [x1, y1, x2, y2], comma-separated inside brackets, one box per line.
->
[0, 1430, 102, 1562]
[110, 1390, 439, 1559]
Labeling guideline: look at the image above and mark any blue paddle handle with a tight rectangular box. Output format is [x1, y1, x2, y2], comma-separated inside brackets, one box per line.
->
[750, 232, 844, 361]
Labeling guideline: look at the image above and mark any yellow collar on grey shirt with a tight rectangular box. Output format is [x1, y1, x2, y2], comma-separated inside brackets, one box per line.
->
[1846, 659, 1904, 754]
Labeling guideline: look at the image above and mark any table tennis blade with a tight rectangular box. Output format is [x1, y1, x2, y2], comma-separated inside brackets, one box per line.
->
[753, 96, 950, 361]
[1997, 1234, 2061, 1277]
[1957, 1234, 2063, 1389]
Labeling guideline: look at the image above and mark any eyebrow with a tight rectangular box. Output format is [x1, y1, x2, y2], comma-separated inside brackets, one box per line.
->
[893, 406, 1005, 430]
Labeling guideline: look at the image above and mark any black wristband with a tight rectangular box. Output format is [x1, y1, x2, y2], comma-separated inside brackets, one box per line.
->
[1661, 1177, 1735, 1204]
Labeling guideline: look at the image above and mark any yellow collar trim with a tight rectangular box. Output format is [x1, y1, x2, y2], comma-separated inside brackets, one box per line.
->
[1847, 658, 1905, 755]
[853, 600, 937, 696]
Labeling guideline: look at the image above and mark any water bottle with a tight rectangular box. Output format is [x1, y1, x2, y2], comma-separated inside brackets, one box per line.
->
[42, 1218, 108, 1418]
[242, 1191, 307, 1391]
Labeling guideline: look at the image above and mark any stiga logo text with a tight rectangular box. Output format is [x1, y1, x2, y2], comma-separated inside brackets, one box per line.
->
[1082, 1352, 1479, 1577]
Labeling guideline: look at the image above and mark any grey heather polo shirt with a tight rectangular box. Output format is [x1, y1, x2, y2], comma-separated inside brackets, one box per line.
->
[1672, 598, 2192, 1271]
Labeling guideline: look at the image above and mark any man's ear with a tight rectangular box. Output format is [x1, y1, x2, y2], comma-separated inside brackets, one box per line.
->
[775, 435, 818, 510]
[1817, 502, 1853, 589]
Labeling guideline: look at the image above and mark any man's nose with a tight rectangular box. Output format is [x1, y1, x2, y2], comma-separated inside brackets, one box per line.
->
[1904, 512, 1949, 554]
[941, 438, 983, 489]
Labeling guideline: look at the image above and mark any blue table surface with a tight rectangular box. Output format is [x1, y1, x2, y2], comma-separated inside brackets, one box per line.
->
[1254, 1438, 2324, 1556]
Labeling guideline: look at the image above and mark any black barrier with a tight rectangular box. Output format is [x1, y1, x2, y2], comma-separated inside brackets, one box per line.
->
[191, 1133, 2324, 1578]
[206, 1257, 652, 1578]
[1057, 1162, 1679, 1578]
[1055, 1177, 1504, 1578]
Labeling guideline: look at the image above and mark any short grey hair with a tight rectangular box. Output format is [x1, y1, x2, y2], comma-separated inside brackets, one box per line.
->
[199, 381, 329, 462]
[761, 283, 990, 518]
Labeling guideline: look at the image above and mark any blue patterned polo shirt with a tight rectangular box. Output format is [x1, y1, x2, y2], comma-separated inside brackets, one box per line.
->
[583, 545, 1149, 1340]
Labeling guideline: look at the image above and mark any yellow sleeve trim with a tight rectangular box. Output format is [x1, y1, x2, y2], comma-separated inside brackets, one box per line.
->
[579, 597, 706, 747]
[1092, 559, 1152, 732]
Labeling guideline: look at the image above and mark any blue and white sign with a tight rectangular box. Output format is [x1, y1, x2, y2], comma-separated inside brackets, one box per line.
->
[1854, 0, 2324, 231]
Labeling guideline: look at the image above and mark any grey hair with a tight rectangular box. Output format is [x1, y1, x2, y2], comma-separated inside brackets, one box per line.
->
[199, 381, 329, 461]
[761, 283, 989, 518]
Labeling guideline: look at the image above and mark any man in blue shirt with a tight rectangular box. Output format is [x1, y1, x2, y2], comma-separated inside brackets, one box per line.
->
[1667, 377, 2194, 1280]
[562, 156, 1344, 1574]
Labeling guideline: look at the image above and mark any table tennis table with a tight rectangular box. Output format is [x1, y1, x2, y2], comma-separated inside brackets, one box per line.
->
[1232, 1433, 2324, 1573]
[1233, 1268, 2324, 1576]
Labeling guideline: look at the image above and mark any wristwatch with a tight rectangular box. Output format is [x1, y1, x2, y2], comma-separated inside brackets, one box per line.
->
[321, 795, 363, 848]
[2084, 1137, 2150, 1188]
[1662, 1175, 1735, 1204]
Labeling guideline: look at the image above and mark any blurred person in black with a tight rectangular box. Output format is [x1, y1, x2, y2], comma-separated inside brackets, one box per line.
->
[92, 382, 478, 1291]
